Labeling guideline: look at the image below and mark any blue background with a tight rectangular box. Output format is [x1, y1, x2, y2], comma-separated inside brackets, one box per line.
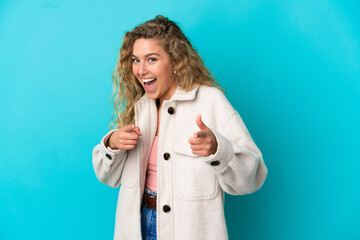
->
[1, 0, 359, 239]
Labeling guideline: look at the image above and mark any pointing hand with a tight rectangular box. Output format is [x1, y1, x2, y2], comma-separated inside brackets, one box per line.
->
[108, 124, 142, 150]
[188, 114, 218, 156]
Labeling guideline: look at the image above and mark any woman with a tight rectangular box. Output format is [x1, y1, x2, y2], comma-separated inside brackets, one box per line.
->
[92, 15, 267, 240]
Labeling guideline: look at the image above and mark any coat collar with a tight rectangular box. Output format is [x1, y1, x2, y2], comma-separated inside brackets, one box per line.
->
[138, 85, 199, 103]
[170, 85, 199, 102]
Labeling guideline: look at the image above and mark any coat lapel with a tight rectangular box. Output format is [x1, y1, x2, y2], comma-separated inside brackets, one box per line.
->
[135, 97, 157, 193]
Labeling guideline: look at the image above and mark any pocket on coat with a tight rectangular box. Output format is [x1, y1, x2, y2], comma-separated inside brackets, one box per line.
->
[172, 139, 219, 201]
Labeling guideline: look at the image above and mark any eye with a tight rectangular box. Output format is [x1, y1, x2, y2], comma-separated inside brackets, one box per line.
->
[132, 58, 139, 63]
[148, 58, 157, 62]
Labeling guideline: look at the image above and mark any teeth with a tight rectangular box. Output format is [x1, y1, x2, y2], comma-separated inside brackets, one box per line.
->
[142, 78, 156, 83]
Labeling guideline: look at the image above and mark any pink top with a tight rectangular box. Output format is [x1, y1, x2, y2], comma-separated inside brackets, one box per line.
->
[145, 136, 158, 192]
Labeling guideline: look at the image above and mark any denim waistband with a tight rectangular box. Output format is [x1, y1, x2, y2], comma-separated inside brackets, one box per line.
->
[144, 189, 157, 196]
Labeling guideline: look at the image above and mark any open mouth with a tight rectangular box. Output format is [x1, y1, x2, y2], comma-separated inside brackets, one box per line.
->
[142, 78, 157, 85]
[142, 78, 157, 92]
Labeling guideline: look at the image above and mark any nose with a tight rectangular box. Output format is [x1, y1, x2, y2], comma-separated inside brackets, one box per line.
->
[138, 62, 148, 76]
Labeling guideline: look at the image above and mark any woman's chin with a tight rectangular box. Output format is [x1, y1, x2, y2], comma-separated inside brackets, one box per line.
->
[144, 91, 158, 100]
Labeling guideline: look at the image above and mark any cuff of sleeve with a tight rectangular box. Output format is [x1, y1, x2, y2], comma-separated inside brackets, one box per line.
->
[100, 130, 126, 167]
[203, 129, 234, 174]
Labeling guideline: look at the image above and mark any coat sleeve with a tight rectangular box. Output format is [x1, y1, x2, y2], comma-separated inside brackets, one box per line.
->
[203, 112, 268, 195]
[92, 130, 128, 188]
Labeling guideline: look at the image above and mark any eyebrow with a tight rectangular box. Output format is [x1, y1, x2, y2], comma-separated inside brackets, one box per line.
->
[132, 53, 160, 58]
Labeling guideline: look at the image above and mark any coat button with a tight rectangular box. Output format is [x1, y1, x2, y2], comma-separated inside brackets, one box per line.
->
[210, 160, 220, 166]
[163, 205, 171, 213]
[167, 107, 175, 115]
[105, 154, 112, 160]
[163, 152, 170, 160]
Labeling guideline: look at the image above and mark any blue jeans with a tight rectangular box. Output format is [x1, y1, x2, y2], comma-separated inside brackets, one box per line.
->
[141, 190, 157, 240]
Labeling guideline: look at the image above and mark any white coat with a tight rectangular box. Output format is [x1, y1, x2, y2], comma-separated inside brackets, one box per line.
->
[92, 85, 268, 240]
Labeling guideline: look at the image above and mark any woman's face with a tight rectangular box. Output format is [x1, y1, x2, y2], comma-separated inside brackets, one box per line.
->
[132, 38, 177, 104]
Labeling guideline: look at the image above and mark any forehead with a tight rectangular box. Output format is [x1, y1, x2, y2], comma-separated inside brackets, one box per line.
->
[132, 38, 166, 56]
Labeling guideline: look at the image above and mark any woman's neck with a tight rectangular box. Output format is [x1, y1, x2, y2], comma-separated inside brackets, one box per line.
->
[156, 98, 161, 109]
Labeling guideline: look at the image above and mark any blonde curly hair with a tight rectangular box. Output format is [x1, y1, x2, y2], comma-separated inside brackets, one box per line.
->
[110, 15, 223, 129]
